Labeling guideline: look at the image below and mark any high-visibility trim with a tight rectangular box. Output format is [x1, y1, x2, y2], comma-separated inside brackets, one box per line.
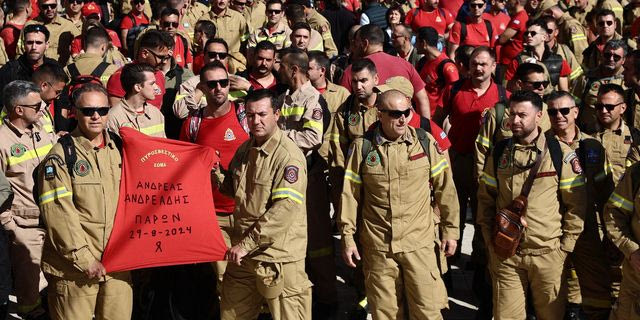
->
[271, 188, 304, 204]
[7, 144, 53, 167]
[476, 134, 491, 148]
[322, 32, 332, 39]
[358, 297, 368, 309]
[605, 162, 613, 174]
[559, 176, 585, 190]
[308, 246, 333, 258]
[303, 119, 323, 130]
[140, 124, 165, 136]
[626, 159, 633, 168]
[481, 174, 497, 188]
[280, 106, 305, 117]
[609, 192, 634, 212]
[39, 187, 73, 204]
[571, 34, 587, 41]
[611, 7, 623, 12]
[241, 33, 250, 41]
[310, 42, 324, 52]
[174, 94, 187, 101]
[569, 66, 583, 80]
[345, 170, 362, 184]
[43, 124, 54, 133]
[329, 133, 347, 143]
[430, 159, 449, 178]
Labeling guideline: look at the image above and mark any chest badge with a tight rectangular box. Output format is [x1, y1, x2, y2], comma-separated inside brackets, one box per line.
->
[498, 151, 510, 169]
[366, 150, 380, 166]
[224, 128, 236, 141]
[10, 143, 27, 157]
[74, 160, 91, 177]
[348, 113, 360, 126]
[570, 157, 583, 174]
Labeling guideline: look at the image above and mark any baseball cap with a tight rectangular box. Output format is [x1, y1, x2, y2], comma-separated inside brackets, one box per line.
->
[82, 2, 102, 19]
[373, 77, 414, 98]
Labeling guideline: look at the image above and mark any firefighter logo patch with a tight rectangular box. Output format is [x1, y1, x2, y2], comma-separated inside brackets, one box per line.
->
[348, 113, 360, 126]
[591, 81, 600, 91]
[366, 150, 380, 166]
[312, 108, 323, 120]
[284, 165, 299, 183]
[44, 165, 56, 180]
[74, 160, 91, 177]
[498, 151, 509, 169]
[10, 143, 27, 157]
[570, 157, 583, 174]
[224, 128, 236, 141]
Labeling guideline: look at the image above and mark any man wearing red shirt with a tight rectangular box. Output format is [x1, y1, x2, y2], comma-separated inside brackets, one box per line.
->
[0, 0, 31, 60]
[119, 0, 149, 56]
[340, 24, 431, 117]
[483, 0, 511, 62]
[497, 0, 529, 81]
[448, 0, 495, 59]
[230, 40, 280, 93]
[159, 8, 193, 69]
[416, 27, 459, 119]
[405, 0, 454, 37]
[179, 61, 249, 286]
[107, 30, 171, 109]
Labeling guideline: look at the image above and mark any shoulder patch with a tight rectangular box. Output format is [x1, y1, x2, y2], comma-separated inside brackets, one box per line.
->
[284, 165, 299, 183]
[73, 160, 91, 177]
[498, 151, 510, 169]
[44, 164, 56, 180]
[312, 108, 322, 120]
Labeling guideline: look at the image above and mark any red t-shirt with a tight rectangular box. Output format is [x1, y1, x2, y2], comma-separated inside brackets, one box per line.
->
[407, 114, 452, 152]
[504, 53, 572, 81]
[340, 51, 426, 98]
[179, 103, 249, 214]
[174, 34, 193, 68]
[441, 80, 511, 153]
[0, 22, 23, 60]
[449, 19, 494, 47]
[499, 9, 529, 65]
[71, 29, 122, 54]
[632, 16, 640, 38]
[419, 53, 459, 117]
[439, 0, 464, 19]
[193, 52, 204, 75]
[483, 11, 510, 61]
[405, 7, 454, 36]
[248, 73, 278, 90]
[120, 12, 150, 30]
[29, 0, 39, 19]
[107, 67, 166, 108]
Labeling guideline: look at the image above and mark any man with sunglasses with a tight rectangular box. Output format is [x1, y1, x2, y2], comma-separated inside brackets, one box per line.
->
[107, 30, 171, 110]
[340, 89, 459, 319]
[159, 7, 193, 70]
[573, 39, 627, 134]
[0, 80, 57, 320]
[582, 9, 637, 71]
[61, 0, 84, 30]
[247, 0, 291, 50]
[120, 0, 150, 57]
[448, 0, 495, 60]
[18, 0, 80, 65]
[199, 0, 249, 62]
[543, 5, 588, 67]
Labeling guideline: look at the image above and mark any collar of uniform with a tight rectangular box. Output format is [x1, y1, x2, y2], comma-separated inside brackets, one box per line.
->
[2, 118, 29, 137]
[514, 128, 545, 151]
[210, 8, 232, 19]
[76, 52, 103, 61]
[37, 15, 63, 26]
[119, 99, 150, 118]
[326, 81, 340, 93]
[373, 125, 413, 145]
[259, 21, 288, 36]
[252, 127, 282, 155]
[287, 80, 315, 103]
[554, 126, 584, 146]
[606, 118, 628, 136]
[71, 128, 115, 151]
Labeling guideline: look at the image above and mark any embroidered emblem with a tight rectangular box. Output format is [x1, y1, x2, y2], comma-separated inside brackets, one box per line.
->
[312, 108, 322, 120]
[224, 128, 236, 141]
[284, 165, 299, 183]
[498, 151, 510, 169]
[348, 113, 360, 126]
[570, 157, 583, 174]
[10, 143, 27, 157]
[591, 81, 600, 91]
[74, 160, 91, 177]
[366, 150, 380, 166]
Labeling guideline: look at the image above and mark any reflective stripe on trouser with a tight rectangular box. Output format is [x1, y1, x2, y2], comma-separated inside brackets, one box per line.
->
[213, 214, 234, 292]
[220, 259, 312, 320]
[9, 227, 46, 313]
[488, 246, 568, 320]
[363, 246, 448, 320]
[46, 272, 133, 320]
[609, 259, 640, 320]
[305, 171, 337, 304]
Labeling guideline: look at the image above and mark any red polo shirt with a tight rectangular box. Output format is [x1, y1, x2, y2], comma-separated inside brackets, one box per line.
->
[504, 53, 572, 81]
[107, 67, 166, 108]
[441, 80, 511, 153]
[120, 12, 149, 29]
[499, 9, 528, 65]
[248, 73, 277, 90]
[449, 18, 494, 47]
[405, 7, 454, 36]
[0, 22, 23, 59]
[419, 53, 459, 117]
[173, 34, 193, 68]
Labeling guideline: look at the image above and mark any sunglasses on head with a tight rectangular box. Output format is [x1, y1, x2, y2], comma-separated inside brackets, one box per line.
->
[525, 80, 549, 89]
[469, 2, 485, 8]
[206, 79, 230, 88]
[267, 9, 282, 14]
[162, 21, 179, 28]
[595, 102, 624, 111]
[547, 106, 574, 117]
[380, 108, 411, 119]
[207, 51, 228, 59]
[78, 107, 110, 117]
[604, 52, 623, 62]
[40, 3, 57, 10]
[598, 20, 614, 27]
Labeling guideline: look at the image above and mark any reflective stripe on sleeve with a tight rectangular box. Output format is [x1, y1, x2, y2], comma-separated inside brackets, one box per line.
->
[345, 170, 362, 184]
[39, 187, 73, 204]
[7, 144, 53, 167]
[476, 134, 491, 148]
[559, 176, 585, 190]
[430, 158, 449, 178]
[608, 192, 634, 212]
[271, 187, 304, 204]
[480, 174, 497, 188]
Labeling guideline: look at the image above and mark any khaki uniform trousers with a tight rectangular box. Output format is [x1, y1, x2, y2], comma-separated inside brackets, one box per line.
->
[609, 259, 640, 320]
[220, 258, 313, 320]
[488, 246, 568, 320]
[46, 272, 133, 320]
[10, 226, 46, 313]
[363, 246, 448, 320]
[213, 214, 234, 287]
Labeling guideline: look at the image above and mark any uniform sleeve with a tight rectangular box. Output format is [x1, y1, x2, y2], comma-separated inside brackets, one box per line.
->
[626, 146, 640, 168]
[339, 140, 363, 249]
[172, 78, 203, 119]
[567, 22, 588, 65]
[604, 166, 640, 258]
[443, 62, 459, 85]
[282, 97, 324, 152]
[320, 23, 338, 58]
[449, 22, 462, 45]
[429, 139, 459, 240]
[475, 107, 497, 180]
[37, 152, 96, 272]
[558, 157, 588, 252]
[476, 144, 498, 246]
[238, 156, 308, 253]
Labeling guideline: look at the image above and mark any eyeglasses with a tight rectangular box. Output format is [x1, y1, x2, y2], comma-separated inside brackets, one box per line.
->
[523, 30, 540, 37]
[206, 79, 230, 88]
[46, 82, 64, 97]
[598, 20, 614, 27]
[207, 51, 228, 59]
[595, 102, 624, 111]
[162, 21, 179, 28]
[525, 80, 549, 89]
[70, 0, 84, 4]
[19, 102, 42, 112]
[77, 107, 109, 117]
[547, 106, 575, 117]
[380, 108, 411, 119]
[40, 3, 57, 10]
[133, 0, 145, 5]
[267, 9, 282, 14]
[145, 49, 170, 62]
[604, 52, 623, 62]
[469, 3, 485, 9]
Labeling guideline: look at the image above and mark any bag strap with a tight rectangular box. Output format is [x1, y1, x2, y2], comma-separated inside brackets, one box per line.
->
[59, 134, 77, 179]
[460, 22, 467, 44]
[485, 19, 493, 43]
[67, 63, 81, 78]
[91, 62, 110, 78]
[520, 140, 547, 198]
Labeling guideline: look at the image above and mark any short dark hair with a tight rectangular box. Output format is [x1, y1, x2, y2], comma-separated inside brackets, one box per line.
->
[596, 9, 616, 20]
[195, 20, 217, 39]
[73, 82, 108, 107]
[416, 26, 439, 47]
[545, 90, 575, 105]
[13, 0, 31, 12]
[266, 0, 283, 8]
[470, 46, 496, 62]
[386, 5, 405, 26]
[456, 45, 476, 70]
[291, 22, 311, 34]
[32, 62, 69, 85]
[3, 80, 41, 111]
[526, 19, 549, 33]
[356, 24, 385, 45]
[287, 0, 311, 8]
[23, 24, 50, 41]
[121, 63, 156, 94]
[351, 58, 377, 75]
[255, 40, 277, 54]
[245, 88, 278, 110]
[160, 7, 180, 19]
[285, 4, 306, 23]
[139, 29, 174, 51]
[509, 90, 543, 111]
[280, 47, 309, 72]
[598, 83, 625, 100]
[205, 38, 229, 53]
[515, 63, 545, 82]
[604, 39, 628, 56]
[199, 60, 228, 78]
[84, 27, 110, 50]
[308, 51, 330, 71]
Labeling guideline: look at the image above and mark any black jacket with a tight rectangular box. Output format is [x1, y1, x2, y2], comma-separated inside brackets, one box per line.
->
[0, 55, 59, 106]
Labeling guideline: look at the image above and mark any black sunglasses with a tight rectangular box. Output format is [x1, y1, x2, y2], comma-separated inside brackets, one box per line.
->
[380, 108, 411, 119]
[146, 49, 170, 62]
[523, 30, 540, 37]
[207, 51, 228, 59]
[598, 20, 614, 27]
[70, 0, 85, 4]
[547, 106, 574, 117]
[525, 80, 549, 89]
[20, 102, 43, 112]
[162, 21, 179, 28]
[469, 3, 485, 8]
[604, 52, 623, 62]
[207, 79, 230, 88]
[267, 9, 282, 14]
[133, 0, 145, 4]
[595, 102, 624, 111]
[40, 3, 57, 10]
[234, 0, 247, 5]
[78, 107, 110, 117]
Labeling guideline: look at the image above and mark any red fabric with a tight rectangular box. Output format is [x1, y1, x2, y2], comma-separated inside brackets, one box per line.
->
[340, 51, 426, 98]
[0, 22, 23, 60]
[483, 12, 510, 61]
[449, 19, 494, 47]
[632, 16, 640, 38]
[405, 7, 454, 36]
[343, 0, 361, 12]
[248, 73, 277, 90]
[179, 103, 249, 214]
[29, 0, 39, 19]
[193, 52, 204, 75]
[102, 128, 227, 272]
[419, 53, 459, 117]
[407, 114, 452, 151]
[441, 80, 511, 153]
[82, 2, 101, 18]
[173, 34, 192, 68]
[107, 68, 166, 108]
[439, 0, 464, 18]
[499, 9, 528, 65]
[71, 29, 121, 54]
[120, 12, 149, 30]
[504, 54, 572, 81]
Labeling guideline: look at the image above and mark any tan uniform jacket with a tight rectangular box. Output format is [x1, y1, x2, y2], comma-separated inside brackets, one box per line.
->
[569, 3, 593, 29]
[37, 129, 121, 279]
[474, 102, 551, 178]
[340, 125, 459, 252]
[243, 1, 266, 32]
[18, 16, 81, 64]
[604, 162, 640, 259]
[173, 75, 203, 119]
[557, 12, 589, 66]
[306, 9, 338, 58]
[198, 9, 249, 54]
[107, 100, 166, 138]
[183, 2, 210, 40]
[0, 119, 56, 231]
[64, 52, 119, 86]
[276, 80, 324, 153]
[594, 119, 640, 183]
[477, 130, 587, 254]
[0, 38, 9, 67]
[318, 81, 349, 165]
[626, 90, 640, 130]
[60, 13, 83, 31]
[216, 128, 308, 262]
[582, 33, 637, 71]
[573, 68, 625, 133]
[248, 21, 291, 50]
[599, 0, 624, 34]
